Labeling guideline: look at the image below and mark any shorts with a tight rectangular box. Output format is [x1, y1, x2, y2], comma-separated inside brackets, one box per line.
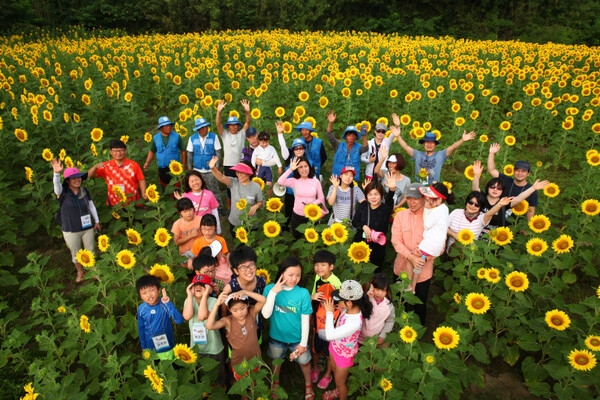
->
[328, 342, 354, 368]
[257, 166, 273, 183]
[312, 333, 329, 354]
[268, 338, 311, 364]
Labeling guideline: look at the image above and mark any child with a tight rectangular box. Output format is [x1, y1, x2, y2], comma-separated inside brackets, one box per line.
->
[261, 257, 314, 398]
[310, 250, 342, 385]
[251, 131, 283, 194]
[206, 290, 266, 381]
[192, 249, 225, 295]
[171, 198, 202, 261]
[190, 214, 231, 283]
[326, 166, 365, 225]
[358, 273, 395, 347]
[174, 170, 221, 233]
[321, 280, 373, 400]
[182, 274, 226, 384]
[136, 275, 184, 360]
[407, 182, 455, 293]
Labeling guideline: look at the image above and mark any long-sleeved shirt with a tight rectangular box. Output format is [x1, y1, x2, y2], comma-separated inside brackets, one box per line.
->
[137, 300, 184, 352]
[251, 145, 282, 168]
[277, 169, 328, 216]
[391, 207, 435, 281]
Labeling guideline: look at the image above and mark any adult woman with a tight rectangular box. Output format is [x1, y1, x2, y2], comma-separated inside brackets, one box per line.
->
[208, 157, 263, 236]
[326, 166, 365, 226]
[174, 170, 221, 233]
[277, 156, 328, 239]
[374, 147, 411, 208]
[51, 158, 100, 283]
[352, 181, 393, 272]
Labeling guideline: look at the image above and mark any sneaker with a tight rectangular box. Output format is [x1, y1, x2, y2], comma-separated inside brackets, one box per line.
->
[311, 367, 321, 383]
[317, 375, 332, 390]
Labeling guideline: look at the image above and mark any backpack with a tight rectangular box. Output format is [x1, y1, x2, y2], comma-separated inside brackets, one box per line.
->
[54, 188, 88, 226]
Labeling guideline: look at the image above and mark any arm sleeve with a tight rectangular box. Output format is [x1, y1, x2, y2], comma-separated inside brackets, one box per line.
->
[278, 133, 290, 161]
[212, 208, 222, 234]
[277, 168, 294, 186]
[325, 131, 339, 151]
[324, 312, 361, 341]
[88, 200, 100, 224]
[320, 143, 328, 165]
[166, 301, 185, 324]
[53, 173, 63, 195]
[137, 309, 149, 349]
[300, 314, 310, 347]
[379, 303, 396, 339]
[261, 290, 277, 319]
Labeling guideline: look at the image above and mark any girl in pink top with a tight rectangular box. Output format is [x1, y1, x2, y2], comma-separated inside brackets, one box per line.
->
[358, 273, 395, 346]
[175, 170, 221, 234]
[277, 156, 328, 239]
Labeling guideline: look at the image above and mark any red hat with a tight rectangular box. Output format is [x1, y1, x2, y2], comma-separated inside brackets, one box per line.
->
[191, 274, 212, 286]
[340, 166, 356, 176]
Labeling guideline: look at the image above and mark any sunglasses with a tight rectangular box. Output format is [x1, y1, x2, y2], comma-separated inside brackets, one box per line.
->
[376, 129, 386, 133]
[488, 185, 502, 190]
[467, 200, 481, 208]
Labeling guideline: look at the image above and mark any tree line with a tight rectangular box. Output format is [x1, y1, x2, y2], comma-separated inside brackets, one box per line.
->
[2, 0, 599, 45]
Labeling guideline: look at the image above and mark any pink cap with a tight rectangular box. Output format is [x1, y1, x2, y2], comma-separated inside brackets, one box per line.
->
[230, 162, 254, 175]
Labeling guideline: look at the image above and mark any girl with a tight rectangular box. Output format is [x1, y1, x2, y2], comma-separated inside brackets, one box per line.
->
[174, 170, 221, 234]
[319, 280, 373, 400]
[277, 155, 328, 239]
[171, 197, 202, 261]
[261, 257, 314, 399]
[190, 214, 231, 283]
[326, 166, 365, 226]
[206, 290, 266, 381]
[358, 273, 395, 347]
[375, 147, 411, 208]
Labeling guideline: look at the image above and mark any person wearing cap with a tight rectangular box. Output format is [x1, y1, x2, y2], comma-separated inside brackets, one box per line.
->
[390, 113, 476, 184]
[182, 274, 226, 384]
[88, 139, 148, 205]
[186, 117, 223, 213]
[295, 120, 327, 177]
[251, 131, 283, 195]
[143, 116, 186, 187]
[326, 111, 369, 181]
[487, 143, 538, 220]
[374, 147, 411, 208]
[361, 121, 395, 181]
[208, 157, 263, 235]
[241, 127, 259, 163]
[51, 158, 100, 283]
[326, 166, 365, 225]
[391, 182, 431, 324]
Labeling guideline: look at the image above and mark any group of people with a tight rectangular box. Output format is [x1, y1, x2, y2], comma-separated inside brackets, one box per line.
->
[136, 246, 394, 400]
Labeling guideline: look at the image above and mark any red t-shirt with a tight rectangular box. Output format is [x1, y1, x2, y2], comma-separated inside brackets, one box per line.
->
[96, 159, 145, 205]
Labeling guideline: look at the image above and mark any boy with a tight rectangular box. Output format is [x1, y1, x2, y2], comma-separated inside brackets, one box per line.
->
[189, 214, 231, 283]
[136, 275, 184, 360]
[309, 250, 342, 386]
[251, 131, 283, 194]
[171, 198, 202, 262]
[192, 250, 225, 295]
[182, 274, 225, 384]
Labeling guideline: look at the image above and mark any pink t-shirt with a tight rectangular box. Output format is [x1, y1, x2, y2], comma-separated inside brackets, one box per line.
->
[184, 190, 219, 216]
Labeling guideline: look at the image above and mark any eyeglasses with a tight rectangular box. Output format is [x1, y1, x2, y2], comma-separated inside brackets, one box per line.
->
[467, 200, 481, 208]
[200, 268, 216, 274]
[237, 262, 256, 272]
[488, 185, 502, 190]
[376, 129, 386, 133]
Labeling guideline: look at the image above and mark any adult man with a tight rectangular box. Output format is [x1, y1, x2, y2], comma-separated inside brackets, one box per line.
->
[325, 110, 368, 180]
[186, 117, 223, 210]
[392, 113, 475, 184]
[240, 127, 259, 163]
[295, 120, 327, 177]
[391, 182, 432, 325]
[143, 116, 186, 186]
[88, 139, 147, 205]
[487, 143, 537, 220]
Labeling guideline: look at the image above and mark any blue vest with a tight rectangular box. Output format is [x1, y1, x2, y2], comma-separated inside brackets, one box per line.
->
[154, 132, 181, 168]
[191, 132, 218, 171]
[332, 143, 361, 180]
[305, 137, 323, 175]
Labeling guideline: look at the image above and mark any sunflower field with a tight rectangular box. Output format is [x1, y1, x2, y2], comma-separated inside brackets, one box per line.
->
[2, 29, 600, 399]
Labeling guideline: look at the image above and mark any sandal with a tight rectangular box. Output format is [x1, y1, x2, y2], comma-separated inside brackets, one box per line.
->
[317, 375, 332, 390]
[76, 270, 85, 283]
[321, 388, 339, 400]
[311, 366, 321, 383]
[305, 384, 315, 399]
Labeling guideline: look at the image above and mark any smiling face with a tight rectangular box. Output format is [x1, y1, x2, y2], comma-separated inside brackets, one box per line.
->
[465, 197, 482, 213]
[513, 167, 530, 184]
[67, 176, 82, 191]
[198, 265, 216, 279]
[247, 134, 259, 147]
[110, 147, 127, 162]
[292, 146, 305, 157]
[406, 196, 425, 213]
[236, 171, 251, 183]
[423, 141, 437, 153]
[139, 286, 160, 306]
[301, 129, 312, 140]
[198, 126, 209, 137]
[234, 261, 257, 284]
[313, 262, 333, 279]
[228, 124, 240, 134]
[192, 283, 206, 298]
[188, 175, 203, 192]
[281, 266, 302, 288]
[297, 160, 310, 178]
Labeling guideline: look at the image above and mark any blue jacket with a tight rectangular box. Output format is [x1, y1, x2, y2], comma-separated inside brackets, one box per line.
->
[137, 301, 184, 352]
[304, 137, 326, 176]
[332, 143, 362, 180]
[154, 132, 181, 168]
[190, 132, 218, 170]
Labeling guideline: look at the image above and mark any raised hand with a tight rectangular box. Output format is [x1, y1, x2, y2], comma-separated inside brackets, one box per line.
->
[473, 160, 484, 176]
[240, 99, 250, 112]
[161, 288, 170, 303]
[51, 158, 63, 173]
[329, 174, 339, 188]
[489, 143, 501, 155]
[462, 130, 476, 141]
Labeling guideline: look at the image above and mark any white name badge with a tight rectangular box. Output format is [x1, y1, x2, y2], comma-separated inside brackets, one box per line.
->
[81, 214, 92, 229]
[192, 322, 208, 345]
[152, 334, 170, 351]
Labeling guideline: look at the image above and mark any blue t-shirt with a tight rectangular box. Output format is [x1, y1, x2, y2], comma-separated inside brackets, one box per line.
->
[263, 284, 312, 344]
[137, 301, 184, 352]
[412, 149, 447, 184]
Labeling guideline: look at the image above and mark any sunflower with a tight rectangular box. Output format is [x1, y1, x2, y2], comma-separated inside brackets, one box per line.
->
[112, 185, 127, 203]
[588, 153, 600, 166]
[116, 249, 136, 269]
[511, 200, 529, 216]
[319, 96, 329, 109]
[552, 234, 574, 254]
[500, 121, 511, 131]
[154, 228, 172, 247]
[455, 117, 465, 126]
[581, 199, 600, 216]
[76, 249, 95, 268]
[90, 127, 103, 142]
[173, 343, 198, 364]
[64, 157, 74, 168]
[584, 335, 600, 352]
[568, 349, 597, 372]
[144, 132, 153, 142]
[399, 326, 417, 343]
[321, 228, 336, 246]
[528, 215, 551, 233]
[144, 364, 164, 393]
[24, 167, 34, 183]
[432, 326, 460, 351]
[526, 238, 548, 257]
[256, 268, 271, 284]
[142, 349, 152, 360]
[419, 168, 429, 179]
[504, 135, 516, 146]
[503, 164, 514, 176]
[275, 106, 285, 117]
[149, 264, 174, 284]
[505, 271, 529, 292]
[235, 227, 248, 244]
[250, 108, 261, 119]
[21, 382, 39, 399]
[266, 197, 283, 212]
[252, 177, 265, 190]
[330, 222, 349, 243]
[298, 91, 309, 102]
[263, 221, 281, 238]
[305, 228, 319, 243]
[348, 242, 371, 263]
[464, 165, 475, 181]
[485, 268, 501, 284]
[126, 228, 143, 245]
[592, 123, 600, 134]
[169, 160, 184, 176]
[79, 314, 91, 333]
[380, 378, 393, 392]
[42, 148, 54, 161]
[389, 89, 398, 98]
[15, 128, 28, 142]
[400, 114, 411, 126]
[236, 198, 248, 210]
[456, 228, 474, 246]
[543, 183, 560, 198]
[477, 268, 487, 279]
[545, 309, 571, 331]
[465, 293, 491, 314]
[304, 203, 322, 221]
[146, 184, 160, 203]
[491, 227, 513, 246]
[98, 234, 110, 252]
[425, 354, 435, 364]
[120, 135, 129, 144]
[112, 211, 120, 220]
[479, 134, 488, 143]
